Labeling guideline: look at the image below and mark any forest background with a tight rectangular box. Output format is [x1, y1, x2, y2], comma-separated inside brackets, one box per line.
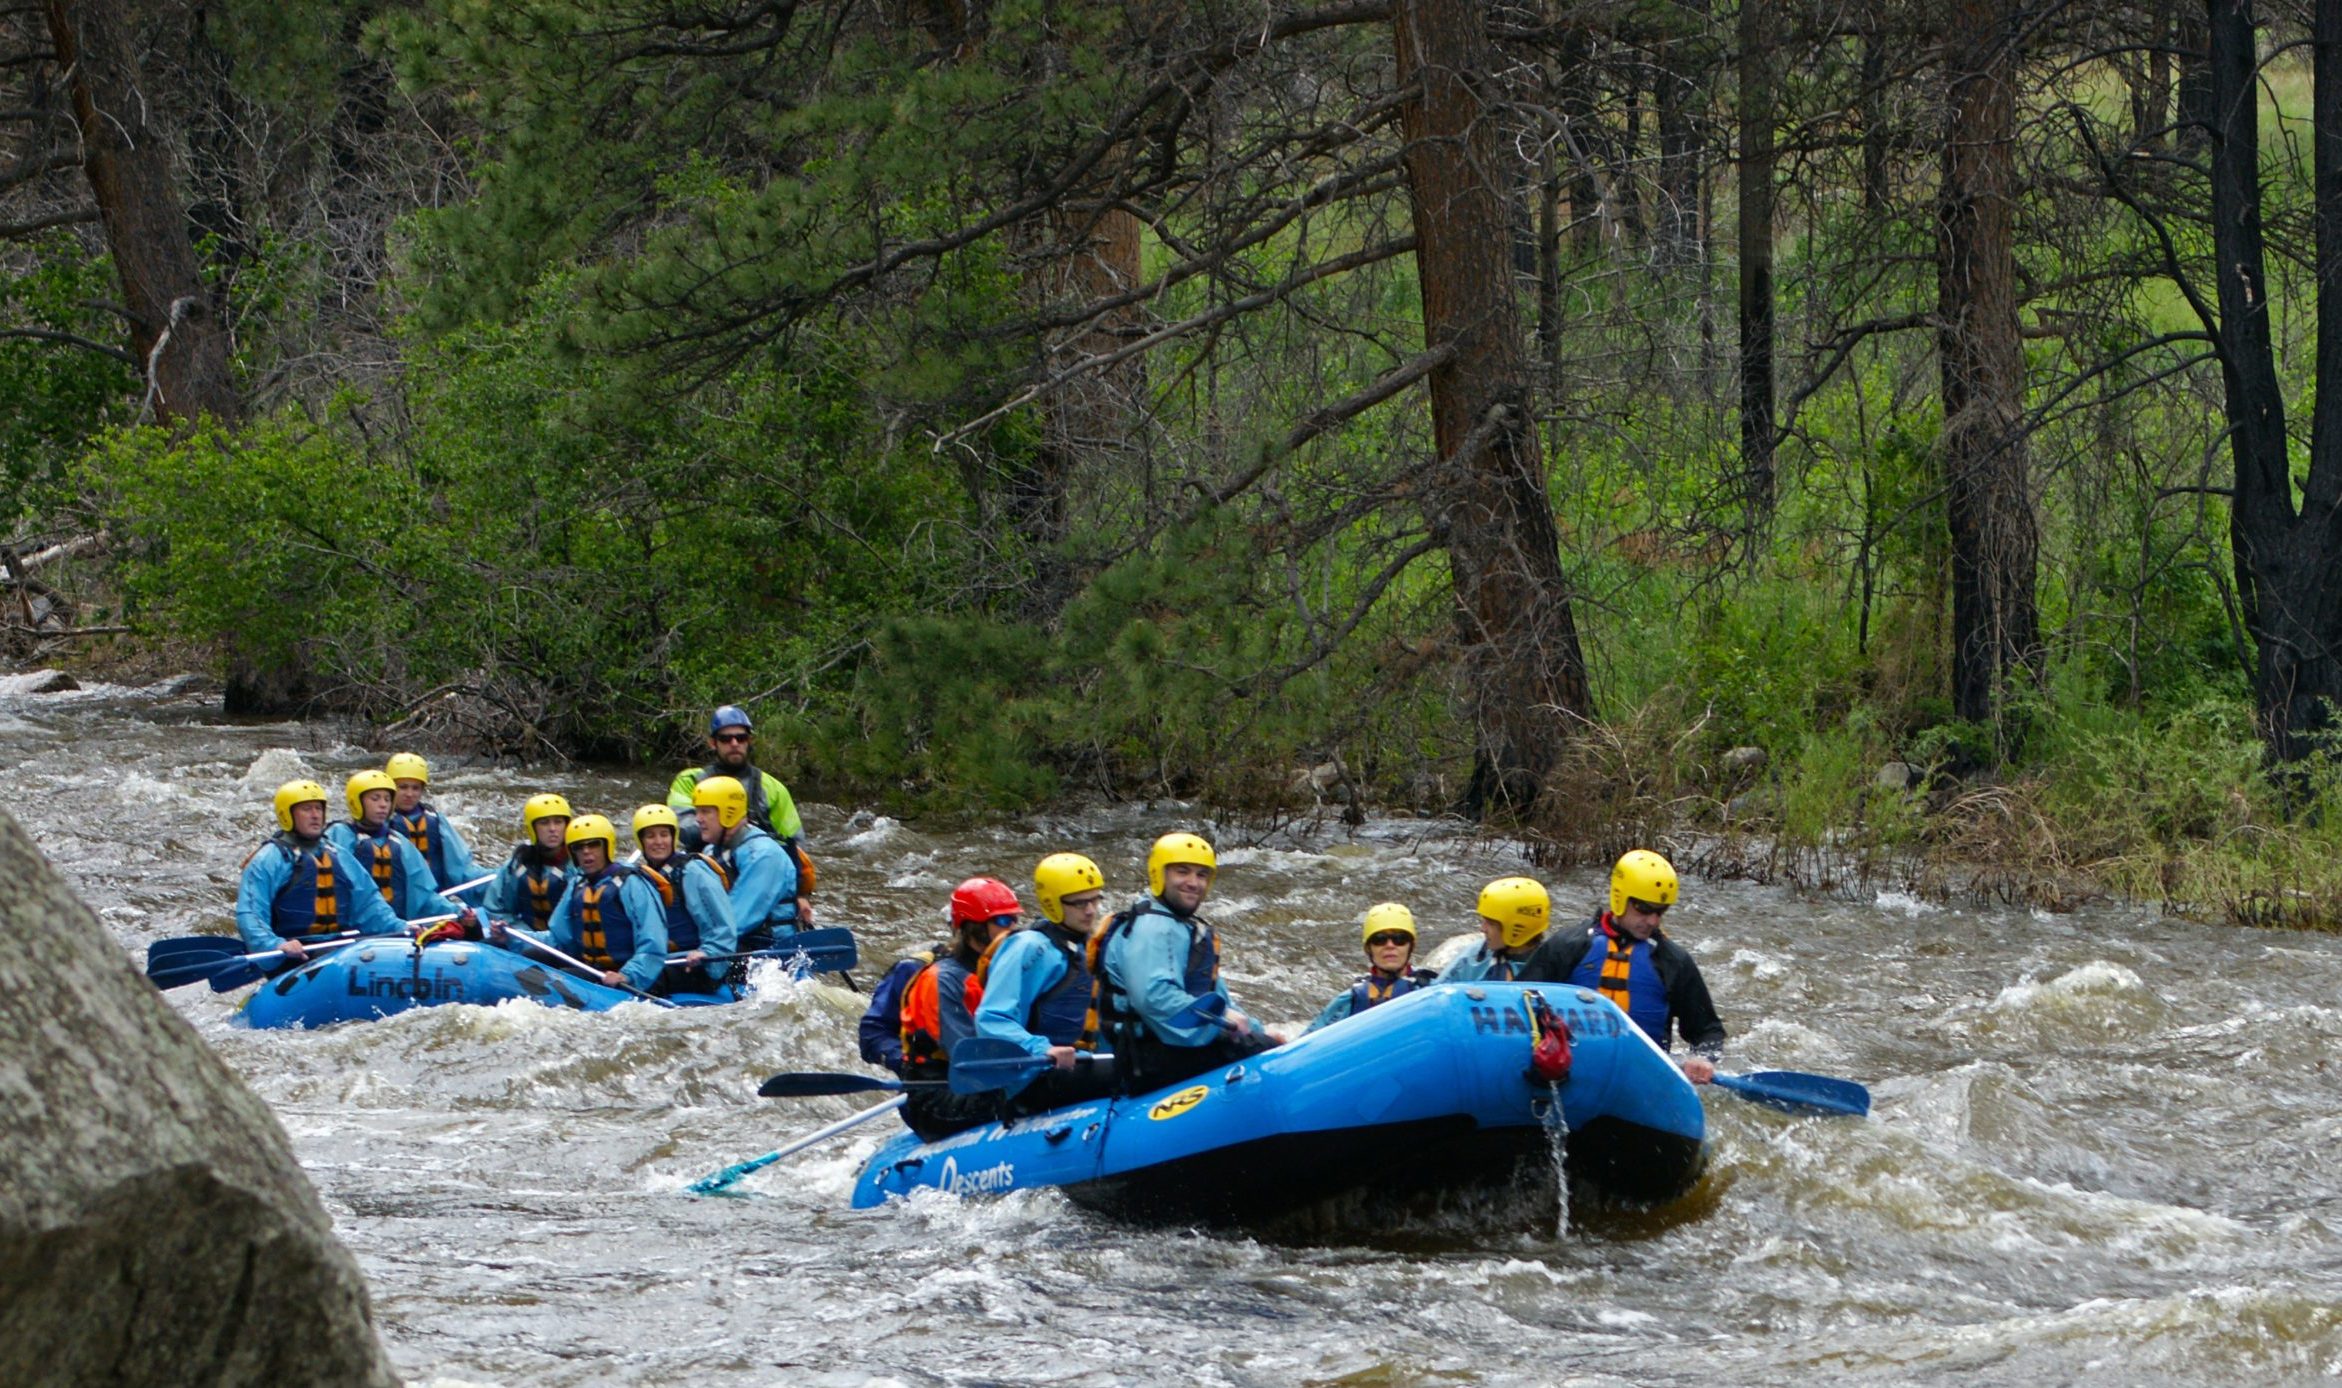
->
[7, 0, 2342, 927]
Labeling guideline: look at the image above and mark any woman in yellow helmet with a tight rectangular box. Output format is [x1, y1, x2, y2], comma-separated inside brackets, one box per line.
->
[519, 815, 670, 993]
[627, 804, 739, 996]
[1519, 850, 1724, 1083]
[1441, 876, 1553, 983]
[1304, 903, 1437, 1033]
[325, 770, 475, 927]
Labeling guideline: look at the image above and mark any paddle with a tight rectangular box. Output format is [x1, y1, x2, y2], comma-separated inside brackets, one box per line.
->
[1710, 1069, 1871, 1118]
[945, 1037, 1114, 1095]
[200, 938, 364, 992]
[497, 931, 677, 1008]
[438, 871, 497, 899]
[671, 944, 857, 977]
[199, 912, 473, 993]
[146, 937, 360, 992]
[756, 1071, 945, 1098]
[670, 927, 859, 973]
[146, 931, 356, 970]
[685, 1096, 907, 1196]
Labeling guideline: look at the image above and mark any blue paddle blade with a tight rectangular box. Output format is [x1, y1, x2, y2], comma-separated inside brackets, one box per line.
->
[1713, 1070, 1870, 1117]
[147, 958, 237, 990]
[146, 936, 249, 967]
[206, 957, 282, 992]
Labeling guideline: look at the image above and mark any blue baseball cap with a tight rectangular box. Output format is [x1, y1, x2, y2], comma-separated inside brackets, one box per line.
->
[709, 705, 753, 736]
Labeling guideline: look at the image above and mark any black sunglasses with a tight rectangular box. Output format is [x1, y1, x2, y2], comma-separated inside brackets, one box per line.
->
[712, 731, 751, 744]
[1366, 931, 1413, 948]
[1627, 898, 1670, 916]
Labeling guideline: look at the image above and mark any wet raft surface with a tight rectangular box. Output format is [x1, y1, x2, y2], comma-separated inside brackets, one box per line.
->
[11, 671, 2342, 1386]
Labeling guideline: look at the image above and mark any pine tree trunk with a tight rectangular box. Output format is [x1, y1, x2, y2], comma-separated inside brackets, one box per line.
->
[2207, 0, 2342, 773]
[44, 0, 240, 428]
[1737, 0, 1777, 527]
[1392, 0, 1595, 817]
[1937, 0, 2042, 748]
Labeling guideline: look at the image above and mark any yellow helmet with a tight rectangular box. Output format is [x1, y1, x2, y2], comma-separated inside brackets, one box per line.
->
[522, 792, 573, 831]
[385, 752, 430, 785]
[565, 814, 618, 857]
[692, 775, 749, 830]
[1477, 876, 1551, 950]
[1033, 852, 1106, 923]
[631, 804, 680, 841]
[1145, 832, 1217, 897]
[272, 779, 329, 831]
[344, 769, 397, 820]
[1609, 849, 1680, 918]
[1361, 902, 1417, 949]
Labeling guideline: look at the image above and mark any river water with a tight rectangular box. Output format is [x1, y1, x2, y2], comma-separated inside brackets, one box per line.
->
[11, 671, 2342, 1386]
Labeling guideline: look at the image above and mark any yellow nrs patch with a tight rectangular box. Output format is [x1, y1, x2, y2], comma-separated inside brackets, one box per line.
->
[1147, 1085, 1210, 1121]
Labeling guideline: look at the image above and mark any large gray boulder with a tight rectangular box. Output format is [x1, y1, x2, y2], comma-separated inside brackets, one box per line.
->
[0, 808, 398, 1388]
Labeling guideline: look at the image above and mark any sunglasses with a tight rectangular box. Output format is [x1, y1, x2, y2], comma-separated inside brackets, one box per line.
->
[712, 732, 751, 745]
[1627, 898, 1670, 916]
[1366, 931, 1413, 948]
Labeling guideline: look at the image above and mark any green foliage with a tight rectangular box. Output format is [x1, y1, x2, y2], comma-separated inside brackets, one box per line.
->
[0, 242, 135, 521]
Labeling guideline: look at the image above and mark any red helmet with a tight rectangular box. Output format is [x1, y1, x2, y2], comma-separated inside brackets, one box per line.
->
[948, 876, 1023, 927]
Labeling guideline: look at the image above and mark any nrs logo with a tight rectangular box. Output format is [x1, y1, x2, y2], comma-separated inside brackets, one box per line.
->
[937, 1156, 1016, 1196]
[1148, 1085, 1210, 1120]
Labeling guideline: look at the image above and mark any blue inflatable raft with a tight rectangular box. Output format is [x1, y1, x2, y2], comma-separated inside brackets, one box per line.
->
[851, 982, 1708, 1223]
[233, 940, 739, 1029]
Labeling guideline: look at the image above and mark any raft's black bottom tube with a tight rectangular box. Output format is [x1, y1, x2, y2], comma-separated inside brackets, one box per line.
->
[1063, 1115, 1705, 1226]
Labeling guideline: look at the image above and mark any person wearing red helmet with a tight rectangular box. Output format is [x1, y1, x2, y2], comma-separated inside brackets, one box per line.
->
[897, 876, 1024, 1140]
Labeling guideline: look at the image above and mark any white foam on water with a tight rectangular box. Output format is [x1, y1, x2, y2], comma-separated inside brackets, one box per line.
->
[1729, 946, 1788, 981]
[1874, 889, 1939, 916]
[239, 747, 315, 790]
[1423, 931, 1483, 973]
[841, 815, 902, 848]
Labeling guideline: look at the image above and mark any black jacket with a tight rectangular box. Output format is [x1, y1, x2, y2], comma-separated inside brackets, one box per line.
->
[1519, 914, 1726, 1057]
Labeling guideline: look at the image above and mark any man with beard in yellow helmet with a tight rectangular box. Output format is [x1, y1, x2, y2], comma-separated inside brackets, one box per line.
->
[1305, 902, 1437, 1033]
[1440, 876, 1552, 983]
[1521, 849, 1724, 1083]
[1080, 832, 1280, 1092]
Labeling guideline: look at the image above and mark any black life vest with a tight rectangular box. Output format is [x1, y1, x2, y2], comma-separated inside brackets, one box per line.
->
[699, 762, 777, 832]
